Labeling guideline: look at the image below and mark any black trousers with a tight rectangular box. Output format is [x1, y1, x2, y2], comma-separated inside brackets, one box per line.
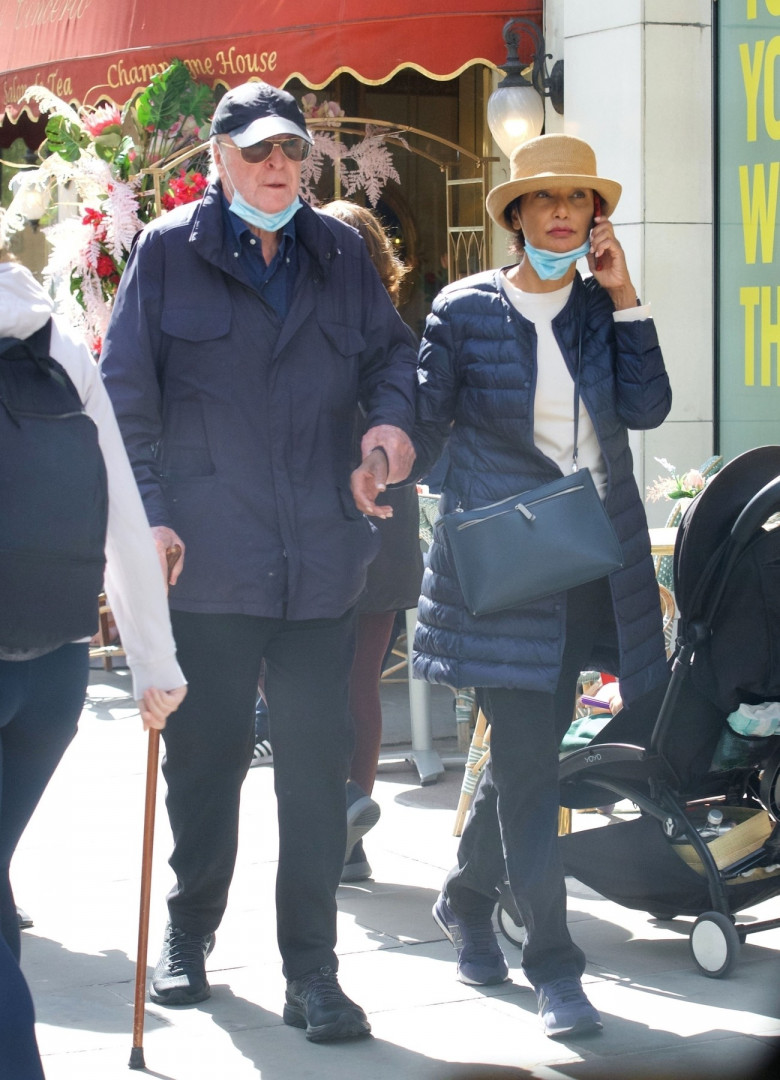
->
[164, 609, 355, 979]
[444, 577, 613, 989]
[0, 644, 87, 963]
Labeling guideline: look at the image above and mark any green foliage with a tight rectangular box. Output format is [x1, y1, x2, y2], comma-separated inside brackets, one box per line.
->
[45, 115, 91, 162]
[132, 58, 213, 135]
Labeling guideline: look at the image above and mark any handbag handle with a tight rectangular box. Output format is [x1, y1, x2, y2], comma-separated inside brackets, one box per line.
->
[571, 312, 585, 473]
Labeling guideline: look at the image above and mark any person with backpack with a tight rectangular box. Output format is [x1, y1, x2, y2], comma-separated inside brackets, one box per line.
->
[0, 237, 187, 1079]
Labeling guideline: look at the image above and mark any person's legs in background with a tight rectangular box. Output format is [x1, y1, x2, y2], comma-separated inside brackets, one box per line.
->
[342, 610, 396, 881]
[0, 645, 88, 1080]
[0, 645, 88, 961]
[0, 932, 45, 1080]
[250, 667, 273, 767]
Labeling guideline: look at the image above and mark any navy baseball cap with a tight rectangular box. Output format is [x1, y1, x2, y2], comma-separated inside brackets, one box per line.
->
[210, 82, 313, 147]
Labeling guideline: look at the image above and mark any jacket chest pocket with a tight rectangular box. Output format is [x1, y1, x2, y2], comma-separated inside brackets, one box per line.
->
[161, 307, 231, 345]
[317, 320, 366, 358]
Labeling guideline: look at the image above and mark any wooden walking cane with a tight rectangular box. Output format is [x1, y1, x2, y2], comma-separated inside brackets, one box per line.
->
[129, 543, 181, 1070]
[129, 726, 160, 1070]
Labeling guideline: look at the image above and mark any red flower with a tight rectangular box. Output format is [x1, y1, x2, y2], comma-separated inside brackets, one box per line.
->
[96, 254, 117, 279]
[161, 170, 208, 211]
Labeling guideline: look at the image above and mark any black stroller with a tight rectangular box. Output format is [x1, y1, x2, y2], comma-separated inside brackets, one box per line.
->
[501, 446, 780, 978]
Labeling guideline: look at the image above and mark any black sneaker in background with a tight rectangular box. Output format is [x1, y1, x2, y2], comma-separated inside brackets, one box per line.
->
[345, 780, 380, 861]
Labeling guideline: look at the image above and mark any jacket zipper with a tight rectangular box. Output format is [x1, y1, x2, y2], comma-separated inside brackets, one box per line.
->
[455, 484, 584, 530]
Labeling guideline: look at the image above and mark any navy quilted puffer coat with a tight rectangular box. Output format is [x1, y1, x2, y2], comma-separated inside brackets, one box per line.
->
[412, 270, 672, 706]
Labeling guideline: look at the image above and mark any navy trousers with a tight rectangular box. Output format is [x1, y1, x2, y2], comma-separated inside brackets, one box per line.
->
[444, 577, 613, 988]
[0, 644, 88, 1080]
[0, 644, 88, 961]
[163, 609, 356, 980]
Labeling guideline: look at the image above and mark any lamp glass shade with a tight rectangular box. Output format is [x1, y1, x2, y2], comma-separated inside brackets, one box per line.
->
[487, 84, 545, 158]
[9, 170, 52, 224]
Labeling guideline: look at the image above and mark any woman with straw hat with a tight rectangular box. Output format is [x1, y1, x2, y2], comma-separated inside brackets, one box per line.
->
[412, 134, 672, 1038]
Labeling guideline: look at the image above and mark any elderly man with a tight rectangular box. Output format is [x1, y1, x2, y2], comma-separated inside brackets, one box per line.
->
[100, 82, 417, 1041]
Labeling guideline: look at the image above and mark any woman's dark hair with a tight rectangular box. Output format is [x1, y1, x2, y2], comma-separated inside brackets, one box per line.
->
[321, 200, 409, 307]
[503, 196, 525, 257]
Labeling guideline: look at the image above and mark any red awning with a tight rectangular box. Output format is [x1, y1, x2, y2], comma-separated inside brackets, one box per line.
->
[1, 1, 542, 121]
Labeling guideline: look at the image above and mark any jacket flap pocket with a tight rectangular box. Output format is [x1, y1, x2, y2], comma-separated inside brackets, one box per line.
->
[161, 307, 230, 343]
[319, 321, 366, 357]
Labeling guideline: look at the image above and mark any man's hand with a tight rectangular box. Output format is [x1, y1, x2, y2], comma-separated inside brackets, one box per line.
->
[361, 424, 415, 484]
[138, 685, 188, 731]
[151, 526, 185, 588]
[350, 448, 392, 518]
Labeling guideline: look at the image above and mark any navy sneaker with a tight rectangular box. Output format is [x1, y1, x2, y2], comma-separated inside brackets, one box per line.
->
[536, 976, 603, 1038]
[341, 839, 372, 883]
[345, 780, 380, 862]
[283, 966, 371, 1042]
[432, 892, 509, 986]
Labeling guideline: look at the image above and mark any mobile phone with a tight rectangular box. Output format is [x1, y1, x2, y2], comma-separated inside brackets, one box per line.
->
[592, 193, 603, 270]
[580, 695, 612, 711]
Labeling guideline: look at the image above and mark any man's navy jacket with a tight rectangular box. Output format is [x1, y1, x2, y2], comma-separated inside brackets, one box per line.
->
[100, 185, 417, 620]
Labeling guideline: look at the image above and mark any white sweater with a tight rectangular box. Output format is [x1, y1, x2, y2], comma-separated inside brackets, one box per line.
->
[501, 273, 650, 500]
[0, 262, 185, 699]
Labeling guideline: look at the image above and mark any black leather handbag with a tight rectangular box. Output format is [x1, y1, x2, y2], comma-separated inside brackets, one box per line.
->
[438, 318, 623, 617]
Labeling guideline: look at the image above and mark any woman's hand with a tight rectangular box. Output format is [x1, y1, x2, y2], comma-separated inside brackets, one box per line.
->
[138, 685, 187, 731]
[587, 216, 638, 311]
[350, 448, 393, 519]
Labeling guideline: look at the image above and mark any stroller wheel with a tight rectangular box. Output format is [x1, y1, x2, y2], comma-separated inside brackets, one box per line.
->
[496, 894, 527, 950]
[689, 911, 741, 978]
[649, 912, 677, 922]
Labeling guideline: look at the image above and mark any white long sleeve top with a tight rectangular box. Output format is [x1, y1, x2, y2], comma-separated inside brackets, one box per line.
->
[0, 262, 185, 699]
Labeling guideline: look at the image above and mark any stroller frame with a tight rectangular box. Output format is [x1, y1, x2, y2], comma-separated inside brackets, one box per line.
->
[551, 448, 780, 977]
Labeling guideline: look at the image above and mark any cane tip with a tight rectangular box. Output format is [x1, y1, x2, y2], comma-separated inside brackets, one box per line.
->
[128, 1045, 146, 1069]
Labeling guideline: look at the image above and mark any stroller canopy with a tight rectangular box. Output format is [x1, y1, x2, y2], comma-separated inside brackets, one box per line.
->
[674, 446, 780, 713]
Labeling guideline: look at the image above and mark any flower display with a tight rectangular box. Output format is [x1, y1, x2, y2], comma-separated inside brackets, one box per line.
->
[15, 60, 215, 352]
[161, 170, 209, 211]
[646, 458, 707, 502]
[9, 73, 404, 352]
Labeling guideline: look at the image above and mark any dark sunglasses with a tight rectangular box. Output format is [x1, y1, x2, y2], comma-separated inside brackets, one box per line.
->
[220, 136, 311, 164]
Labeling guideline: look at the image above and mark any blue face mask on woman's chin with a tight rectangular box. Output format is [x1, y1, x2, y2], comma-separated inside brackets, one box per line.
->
[522, 238, 591, 281]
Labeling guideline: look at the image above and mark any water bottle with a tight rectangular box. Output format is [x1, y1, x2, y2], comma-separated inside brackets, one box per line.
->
[698, 807, 736, 840]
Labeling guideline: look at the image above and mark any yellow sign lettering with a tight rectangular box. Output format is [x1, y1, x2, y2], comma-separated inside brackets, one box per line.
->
[741, 40, 765, 141]
[760, 284, 780, 384]
[739, 161, 779, 262]
[741, 286, 761, 385]
[765, 36, 780, 137]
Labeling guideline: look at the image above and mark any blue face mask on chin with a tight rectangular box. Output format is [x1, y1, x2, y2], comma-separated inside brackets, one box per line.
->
[523, 238, 591, 281]
[229, 191, 302, 232]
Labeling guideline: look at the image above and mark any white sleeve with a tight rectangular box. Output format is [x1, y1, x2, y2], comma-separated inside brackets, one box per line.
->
[613, 303, 652, 323]
[50, 321, 186, 700]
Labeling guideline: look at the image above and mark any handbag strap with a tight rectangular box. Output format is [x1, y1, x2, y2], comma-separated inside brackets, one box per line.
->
[571, 311, 585, 473]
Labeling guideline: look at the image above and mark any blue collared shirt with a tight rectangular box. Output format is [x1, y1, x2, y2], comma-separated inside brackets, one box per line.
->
[222, 195, 298, 318]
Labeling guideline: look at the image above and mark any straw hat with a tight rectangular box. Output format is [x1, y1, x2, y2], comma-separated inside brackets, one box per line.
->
[486, 134, 622, 233]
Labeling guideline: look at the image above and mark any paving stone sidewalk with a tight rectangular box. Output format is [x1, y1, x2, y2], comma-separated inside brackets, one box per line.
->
[14, 667, 780, 1079]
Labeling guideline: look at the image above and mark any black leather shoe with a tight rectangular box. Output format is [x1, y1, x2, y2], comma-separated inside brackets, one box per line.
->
[283, 966, 371, 1042]
[150, 923, 215, 1006]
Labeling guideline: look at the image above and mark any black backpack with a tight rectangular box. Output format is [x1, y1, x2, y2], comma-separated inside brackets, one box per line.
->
[0, 319, 108, 660]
